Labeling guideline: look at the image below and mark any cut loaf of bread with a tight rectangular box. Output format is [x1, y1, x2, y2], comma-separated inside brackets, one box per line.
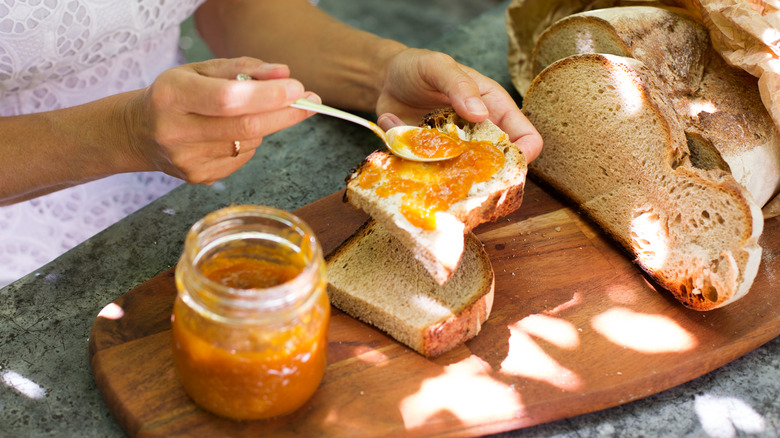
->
[522, 53, 763, 310]
[326, 219, 494, 357]
[344, 108, 527, 285]
[529, 6, 780, 207]
[531, 6, 709, 95]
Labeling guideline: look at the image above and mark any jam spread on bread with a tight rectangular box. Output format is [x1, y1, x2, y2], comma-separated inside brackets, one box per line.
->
[359, 131, 505, 230]
[395, 127, 469, 159]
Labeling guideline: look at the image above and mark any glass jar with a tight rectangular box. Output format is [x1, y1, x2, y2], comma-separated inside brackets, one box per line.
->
[171, 205, 329, 420]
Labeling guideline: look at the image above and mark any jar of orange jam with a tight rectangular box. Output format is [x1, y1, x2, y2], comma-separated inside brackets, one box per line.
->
[171, 205, 329, 420]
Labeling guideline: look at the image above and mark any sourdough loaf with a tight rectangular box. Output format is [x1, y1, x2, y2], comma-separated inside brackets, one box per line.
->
[344, 108, 527, 285]
[532, 6, 708, 95]
[522, 53, 763, 310]
[528, 6, 780, 207]
[326, 219, 494, 357]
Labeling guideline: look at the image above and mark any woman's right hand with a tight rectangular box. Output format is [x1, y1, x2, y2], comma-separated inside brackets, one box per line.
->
[123, 57, 319, 185]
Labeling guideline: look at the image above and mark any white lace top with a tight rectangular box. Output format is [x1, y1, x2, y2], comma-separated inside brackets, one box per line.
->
[0, 0, 206, 287]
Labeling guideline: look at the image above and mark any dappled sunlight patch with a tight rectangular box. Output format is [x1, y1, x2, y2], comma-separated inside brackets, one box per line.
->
[688, 99, 718, 117]
[695, 393, 766, 438]
[516, 314, 580, 349]
[603, 280, 650, 306]
[592, 307, 697, 353]
[399, 356, 523, 429]
[97, 302, 125, 320]
[546, 292, 583, 315]
[575, 29, 596, 54]
[610, 61, 645, 116]
[1, 370, 46, 399]
[630, 208, 669, 273]
[352, 345, 391, 366]
[500, 319, 583, 391]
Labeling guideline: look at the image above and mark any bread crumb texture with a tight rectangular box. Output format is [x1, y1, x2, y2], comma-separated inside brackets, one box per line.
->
[523, 52, 763, 310]
[524, 6, 780, 207]
[326, 220, 494, 357]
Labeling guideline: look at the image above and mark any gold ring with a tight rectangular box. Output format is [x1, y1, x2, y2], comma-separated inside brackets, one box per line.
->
[232, 140, 241, 157]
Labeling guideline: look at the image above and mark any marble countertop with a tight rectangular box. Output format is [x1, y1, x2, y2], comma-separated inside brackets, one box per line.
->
[1, 2, 777, 437]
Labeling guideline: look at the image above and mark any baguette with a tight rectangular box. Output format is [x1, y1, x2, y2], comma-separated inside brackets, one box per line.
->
[344, 108, 527, 285]
[522, 53, 763, 310]
[326, 219, 494, 357]
[528, 6, 780, 207]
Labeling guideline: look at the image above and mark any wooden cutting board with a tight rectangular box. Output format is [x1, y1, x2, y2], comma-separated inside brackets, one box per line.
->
[89, 181, 780, 437]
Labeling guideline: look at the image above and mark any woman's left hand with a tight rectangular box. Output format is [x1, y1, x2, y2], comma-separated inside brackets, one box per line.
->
[375, 48, 542, 162]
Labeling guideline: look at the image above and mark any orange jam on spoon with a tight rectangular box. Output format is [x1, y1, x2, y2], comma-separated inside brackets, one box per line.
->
[392, 126, 470, 160]
[359, 128, 505, 230]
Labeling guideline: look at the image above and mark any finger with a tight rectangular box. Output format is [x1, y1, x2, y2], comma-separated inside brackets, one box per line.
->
[501, 111, 543, 162]
[421, 54, 489, 122]
[293, 92, 323, 115]
[377, 113, 406, 131]
[159, 68, 304, 117]
[181, 147, 258, 185]
[213, 141, 257, 164]
[479, 88, 543, 162]
[172, 103, 317, 147]
[192, 57, 290, 81]
[197, 76, 304, 116]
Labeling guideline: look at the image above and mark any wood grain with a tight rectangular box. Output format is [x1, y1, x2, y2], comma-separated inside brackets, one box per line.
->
[89, 181, 780, 437]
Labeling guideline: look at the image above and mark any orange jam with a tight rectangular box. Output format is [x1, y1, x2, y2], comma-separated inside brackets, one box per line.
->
[199, 247, 305, 289]
[396, 127, 469, 159]
[359, 132, 505, 230]
[172, 205, 329, 421]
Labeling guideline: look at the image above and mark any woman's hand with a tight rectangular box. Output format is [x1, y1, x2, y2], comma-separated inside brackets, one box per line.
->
[124, 57, 319, 185]
[374, 48, 542, 162]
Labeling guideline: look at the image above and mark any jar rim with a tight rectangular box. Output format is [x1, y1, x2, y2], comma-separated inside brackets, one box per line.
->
[179, 205, 324, 316]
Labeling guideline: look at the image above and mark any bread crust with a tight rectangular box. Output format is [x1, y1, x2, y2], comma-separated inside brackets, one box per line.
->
[527, 5, 780, 206]
[532, 7, 709, 94]
[326, 219, 495, 357]
[523, 53, 763, 310]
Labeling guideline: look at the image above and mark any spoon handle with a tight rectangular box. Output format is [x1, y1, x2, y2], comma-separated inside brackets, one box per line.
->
[291, 98, 388, 143]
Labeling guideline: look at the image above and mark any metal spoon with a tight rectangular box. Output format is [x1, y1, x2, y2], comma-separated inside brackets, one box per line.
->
[289, 98, 465, 162]
[236, 74, 462, 162]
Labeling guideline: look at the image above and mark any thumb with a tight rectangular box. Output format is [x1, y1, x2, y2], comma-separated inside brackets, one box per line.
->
[377, 113, 407, 131]
[427, 61, 489, 123]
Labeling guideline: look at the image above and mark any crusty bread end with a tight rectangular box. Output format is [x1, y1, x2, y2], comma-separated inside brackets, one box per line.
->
[523, 53, 763, 310]
[528, 5, 780, 207]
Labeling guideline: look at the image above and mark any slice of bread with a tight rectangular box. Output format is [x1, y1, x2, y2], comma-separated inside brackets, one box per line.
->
[532, 6, 709, 95]
[522, 53, 763, 310]
[344, 108, 527, 285]
[326, 219, 494, 357]
[528, 6, 780, 207]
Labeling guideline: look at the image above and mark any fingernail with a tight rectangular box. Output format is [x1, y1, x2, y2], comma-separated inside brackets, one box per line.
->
[261, 63, 286, 71]
[304, 92, 322, 104]
[377, 114, 393, 128]
[465, 97, 488, 116]
[286, 81, 304, 101]
[377, 114, 401, 130]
